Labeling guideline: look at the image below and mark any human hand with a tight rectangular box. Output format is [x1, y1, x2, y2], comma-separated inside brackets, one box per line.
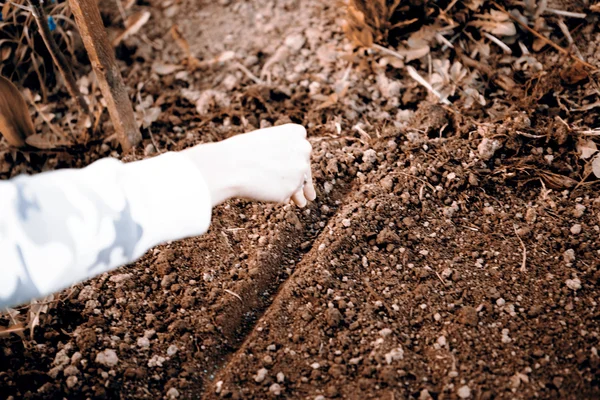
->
[183, 124, 316, 207]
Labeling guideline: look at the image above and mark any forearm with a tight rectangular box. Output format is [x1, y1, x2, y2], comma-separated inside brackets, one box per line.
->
[0, 152, 213, 308]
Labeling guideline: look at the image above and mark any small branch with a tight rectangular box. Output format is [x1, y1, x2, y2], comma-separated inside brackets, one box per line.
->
[406, 66, 451, 105]
[26, 0, 91, 119]
[513, 225, 527, 273]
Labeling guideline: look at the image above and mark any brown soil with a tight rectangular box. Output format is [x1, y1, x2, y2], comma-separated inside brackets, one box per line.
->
[2, 0, 600, 399]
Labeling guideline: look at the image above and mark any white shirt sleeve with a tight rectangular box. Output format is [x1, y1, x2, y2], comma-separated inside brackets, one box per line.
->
[0, 151, 213, 308]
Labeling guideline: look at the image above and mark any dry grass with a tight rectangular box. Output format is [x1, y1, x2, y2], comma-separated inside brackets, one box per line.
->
[343, 0, 404, 47]
[0, 0, 81, 100]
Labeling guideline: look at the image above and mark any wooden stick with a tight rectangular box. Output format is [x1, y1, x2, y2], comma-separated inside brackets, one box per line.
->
[67, 0, 141, 151]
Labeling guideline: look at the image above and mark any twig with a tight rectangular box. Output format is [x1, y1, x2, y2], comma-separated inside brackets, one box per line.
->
[545, 8, 587, 19]
[224, 289, 242, 302]
[233, 61, 264, 85]
[490, 1, 595, 70]
[406, 66, 451, 105]
[513, 225, 527, 272]
[26, 0, 91, 118]
[482, 32, 512, 54]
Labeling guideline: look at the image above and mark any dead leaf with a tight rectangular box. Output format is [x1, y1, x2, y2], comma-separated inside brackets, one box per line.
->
[539, 171, 578, 189]
[112, 11, 151, 46]
[561, 63, 588, 85]
[171, 24, 192, 59]
[26, 134, 72, 149]
[577, 139, 597, 159]
[152, 61, 184, 76]
[592, 154, 600, 178]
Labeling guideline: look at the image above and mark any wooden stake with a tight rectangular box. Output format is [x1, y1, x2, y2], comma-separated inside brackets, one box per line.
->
[68, 0, 141, 151]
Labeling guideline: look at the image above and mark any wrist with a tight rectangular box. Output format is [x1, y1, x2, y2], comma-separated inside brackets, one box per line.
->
[182, 142, 241, 207]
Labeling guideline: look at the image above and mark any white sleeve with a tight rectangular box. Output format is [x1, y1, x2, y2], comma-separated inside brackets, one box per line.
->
[0, 152, 213, 308]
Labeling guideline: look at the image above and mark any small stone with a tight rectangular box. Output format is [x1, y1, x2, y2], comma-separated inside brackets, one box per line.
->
[564, 249, 576, 263]
[137, 337, 150, 349]
[254, 367, 268, 383]
[166, 387, 180, 399]
[363, 149, 377, 164]
[496, 298, 506, 307]
[325, 308, 343, 327]
[277, 372, 285, 383]
[63, 365, 79, 377]
[95, 349, 119, 367]
[161, 273, 177, 288]
[457, 385, 471, 398]
[457, 306, 478, 326]
[379, 328, 392, 337]
[441, 268, 453, 279]
[433, 313, 442, 321]
[284, 33, 306, 51]
[323, 182, 333, 194]
[570, 224, 582, 235]
[566, 278, 582, 290]
[109, 273, 132, 284]
[525, 208, 537, 223]
[342, 219, 351, 227]
[478, 138, 502, 160]
[215, 381, 223, 394]
[269, 383, 282, 396]
[573, 204, 586, 218]
[263, 355, 273, 365]
[311, 362, 320, 369]
[66, 375, 78, 389]
[315, 396, 326, 400]
[167, 345, 178, 356]
[437, 335, 447, 347]
[267, 344, 277, 352]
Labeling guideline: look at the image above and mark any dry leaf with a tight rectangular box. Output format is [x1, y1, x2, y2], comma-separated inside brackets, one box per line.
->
[26, 134, 72, 149]
[470, 11, 517, 36]
[577, 139, 598, 159]
[539, 171, 578, 189]
[592, 154, 600, 178]
[171, 24, 192, 59]
[152, 61, 184, 76]
[112, 11, 151, 46]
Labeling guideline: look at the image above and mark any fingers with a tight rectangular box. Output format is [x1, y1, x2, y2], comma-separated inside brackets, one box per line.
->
[303, 167, 316, 201]
[291, 189, 307, 208]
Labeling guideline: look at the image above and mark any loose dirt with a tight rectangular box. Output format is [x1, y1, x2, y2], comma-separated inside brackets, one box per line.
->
[1, 0, 600, 399]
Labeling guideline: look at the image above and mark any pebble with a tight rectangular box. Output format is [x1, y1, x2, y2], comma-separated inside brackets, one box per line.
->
[437, 335, 447, 347]
[63, 365, 79, 377]
[277, 372, 285, 383]
[254, 367, 268, 383]
[478, 138, 502, 160]
[267, 344, 277, 352]
[167, 345, 178, 356]
[109, 273, 132, 284]
[269, 383, 282, 396]
[574, 204, 586, 218]
[566, 278, 582, 291]
[95, 349, 119, 367]
[284, 33, 306, 51]
[315, 396, 326, 400]
[457, 385, 471, 398]
[166, 387, 180, 399]
[363, 149, 377, 164]
[323, 182, 333, 194]
[570, 224, 582, 235]
[341, 219, 351, 227]
[66, 375, 78, 389]
[325, 308, 343, 327]
[310, 362, 320, 369]
[564, 249, 576, 263]
[433, 313, 442, 321]
[496, 298, 506, 307]
[215, 381, 223, 394]
[137, 337, 150, 349]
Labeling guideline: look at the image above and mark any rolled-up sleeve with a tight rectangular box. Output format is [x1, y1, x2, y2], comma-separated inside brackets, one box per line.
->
[0, 152, 213, 308]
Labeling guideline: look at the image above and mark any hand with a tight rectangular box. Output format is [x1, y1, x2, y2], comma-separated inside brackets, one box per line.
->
[183, 124, 317, 207]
